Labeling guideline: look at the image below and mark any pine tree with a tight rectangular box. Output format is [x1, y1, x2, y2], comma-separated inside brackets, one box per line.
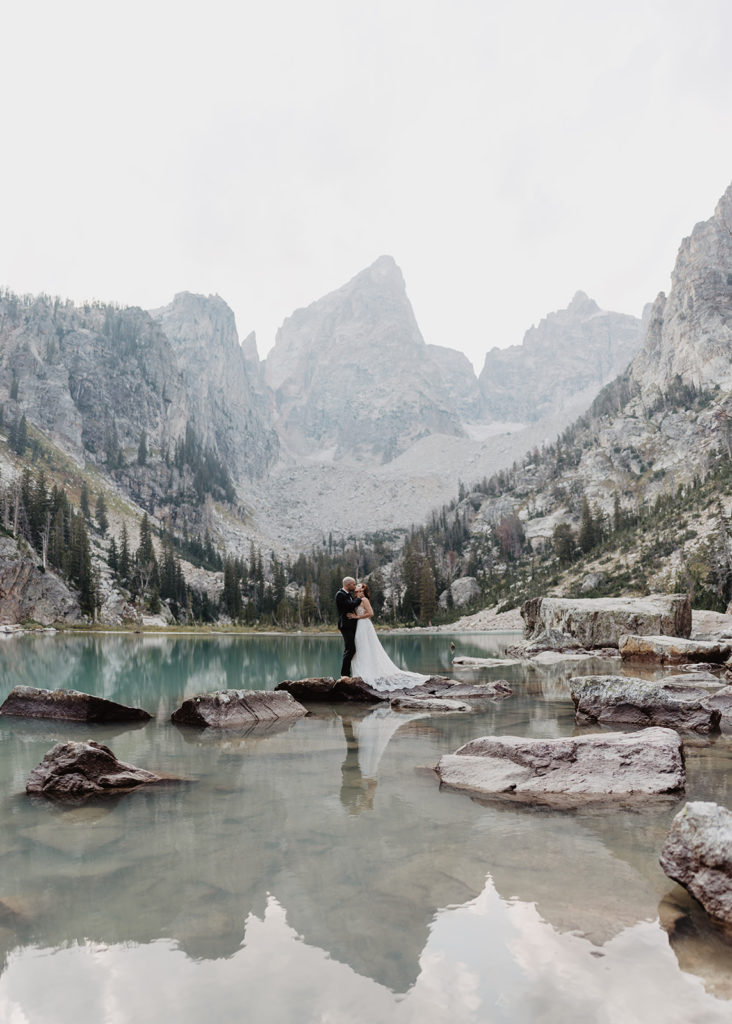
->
[95, 493, 109, 535]
[137, 430, 148, 466]
[80, 482, 90, 521]
[119, 523, 131, 585]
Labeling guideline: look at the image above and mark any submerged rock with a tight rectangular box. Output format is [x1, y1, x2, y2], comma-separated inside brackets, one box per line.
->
[390, 696, 471, 713]
[435, 728, 685, 803]
[171, 689, 307, 728]
[0, 685, 152, 723]
[660, 801, 732, 927]
[275, 676, 511, 706]
[521, 594, 691, 649]
[619, 634, 732, 664]
[571, 675, 722, 733]
[26, 740, 163, 796]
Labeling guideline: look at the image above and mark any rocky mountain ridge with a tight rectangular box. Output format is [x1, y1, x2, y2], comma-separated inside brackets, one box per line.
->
[457, 180, 732, 609]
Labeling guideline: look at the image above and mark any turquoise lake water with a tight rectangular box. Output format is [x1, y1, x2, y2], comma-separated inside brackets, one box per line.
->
[0, 632, 731, 1023]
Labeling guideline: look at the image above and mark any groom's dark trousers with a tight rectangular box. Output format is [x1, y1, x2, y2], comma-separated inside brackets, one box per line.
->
[336, 588, 361, 676]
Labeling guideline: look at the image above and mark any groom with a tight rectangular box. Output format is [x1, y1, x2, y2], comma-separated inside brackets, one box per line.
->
[335, 576, 362, 677]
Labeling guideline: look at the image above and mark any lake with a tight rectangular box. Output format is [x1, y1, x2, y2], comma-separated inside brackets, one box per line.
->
[0, 632, 731, 1023]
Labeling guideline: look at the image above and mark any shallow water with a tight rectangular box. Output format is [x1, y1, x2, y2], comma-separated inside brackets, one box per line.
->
[0, 632, 731, 1023]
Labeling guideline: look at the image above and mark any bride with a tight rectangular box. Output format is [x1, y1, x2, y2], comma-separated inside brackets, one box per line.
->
[349, 583, 429, 692]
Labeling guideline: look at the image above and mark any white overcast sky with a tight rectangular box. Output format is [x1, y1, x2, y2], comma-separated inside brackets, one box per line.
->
[2, 0, 732, 372]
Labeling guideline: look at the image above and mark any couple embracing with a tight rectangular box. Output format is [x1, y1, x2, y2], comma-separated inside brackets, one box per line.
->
[335, 577, 427, 692]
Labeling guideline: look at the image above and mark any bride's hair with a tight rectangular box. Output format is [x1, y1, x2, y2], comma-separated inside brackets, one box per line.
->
[358, 582, 370, 599]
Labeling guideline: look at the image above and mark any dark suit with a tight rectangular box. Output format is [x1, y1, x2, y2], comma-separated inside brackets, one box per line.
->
[336, 588, 361, 677]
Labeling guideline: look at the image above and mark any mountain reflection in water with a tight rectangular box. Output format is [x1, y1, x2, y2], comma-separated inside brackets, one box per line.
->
[0, 633, 730, 1023]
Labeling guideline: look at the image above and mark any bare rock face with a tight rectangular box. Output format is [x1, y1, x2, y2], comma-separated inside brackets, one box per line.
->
[0, 685, 151, 722]
[26, 740, 161, 796]
[522, 594, 691, 649]
[149, 292, 278, 479]
[264, 256, 470, 463]
[171, 689, 307, 728]
[479, 291, 642, 423]
[0, 536, 81, 626]
[632, 183, 732, 396]
[660, 801, 732, 927]
[435, 728, 685, 803]
[571, 675, 721, 733]
[619, 634, 732, 664]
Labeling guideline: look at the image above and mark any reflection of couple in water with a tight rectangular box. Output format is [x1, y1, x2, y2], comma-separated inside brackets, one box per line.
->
[335, 577, 428, 690]
[339, 708, 428, 815]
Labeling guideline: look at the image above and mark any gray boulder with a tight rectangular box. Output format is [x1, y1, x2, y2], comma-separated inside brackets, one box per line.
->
[26, 740, 161, 796]
[0, 685, 151, 723]
[619, 634, 732, 664]
[571, 675, 721, 733]
[171, 689, 308, 728]
[660, 801, 732, 926]
[438, 576, 481, 610]
[521, 594, 691, 649]
[435, 728, 685, 803]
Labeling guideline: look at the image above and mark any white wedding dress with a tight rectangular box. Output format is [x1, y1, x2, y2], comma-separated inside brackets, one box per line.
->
[350, 606, 429, 692]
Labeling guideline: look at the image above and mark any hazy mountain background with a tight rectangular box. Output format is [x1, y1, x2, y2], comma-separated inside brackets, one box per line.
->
[1, 178, 731, 624]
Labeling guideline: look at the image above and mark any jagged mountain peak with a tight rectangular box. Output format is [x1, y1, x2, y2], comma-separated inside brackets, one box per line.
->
[479, 292, 642, 423]
[263, 257, 469, 462]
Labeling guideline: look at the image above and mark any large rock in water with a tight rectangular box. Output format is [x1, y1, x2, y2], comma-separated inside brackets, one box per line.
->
[171, 689, 307, 728]
[26, 741, 162, 796]
[0, 685, 151, 723]
[660, 801, 732, 927]
[435, 728, 685, 804]
[521, 594, 691, 648]
[571, 675, 721, 733]
[619, 634, 732, 664]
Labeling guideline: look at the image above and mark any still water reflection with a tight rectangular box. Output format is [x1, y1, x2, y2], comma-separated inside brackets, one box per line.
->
[0, 633, 731, 1023]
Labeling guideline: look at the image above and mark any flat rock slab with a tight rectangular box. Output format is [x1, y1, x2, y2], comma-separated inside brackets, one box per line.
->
[521, 594, 691, 649]
[571, 675, 722, 733]
[391, 696, 471, 713]
[0, 685, 151, 723]
[451, 656, 520, 668]
[26, 740, 164, 797]
[435, 727, 685, 803]
[660, 801, 732, 927]
[275, 676, 511, 705]
[171, 689, 307, 728]
[619, 634, 732, 664]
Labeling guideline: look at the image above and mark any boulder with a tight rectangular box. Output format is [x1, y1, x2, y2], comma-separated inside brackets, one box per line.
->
[276, 676, 388, 703]
[0, 685, 152, 723]
[171, 689, 308, 728]
[619, 634, 732, 664]
[26, 740, 162, 796]
[571, 675, 721, 733]
[435, 728, 685, 803]
[521, 594, 691, 649]
[660, 801, 732, 927]
[700, 686, 732, 722]
[438, 576, 481, 611]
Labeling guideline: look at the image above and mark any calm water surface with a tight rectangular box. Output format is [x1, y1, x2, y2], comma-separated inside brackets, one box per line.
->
[0, 632, 731, 1023]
